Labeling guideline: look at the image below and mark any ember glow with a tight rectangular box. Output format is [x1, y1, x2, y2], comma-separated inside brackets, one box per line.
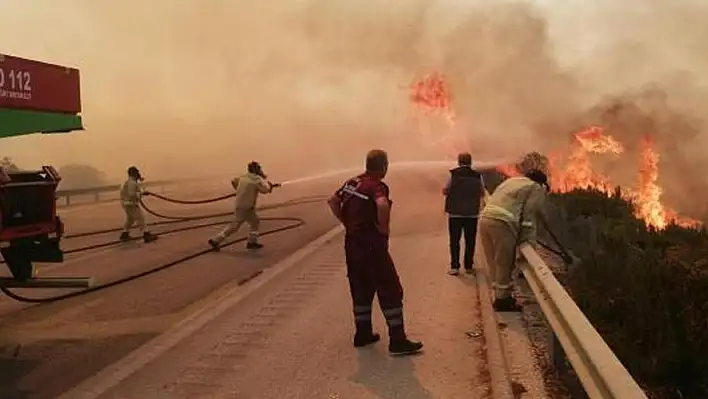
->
[409, 72, 702, 230]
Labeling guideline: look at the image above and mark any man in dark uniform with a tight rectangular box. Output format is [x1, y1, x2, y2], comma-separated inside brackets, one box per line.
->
[443, 152, 487, 275]
[327, 149, 424, 356]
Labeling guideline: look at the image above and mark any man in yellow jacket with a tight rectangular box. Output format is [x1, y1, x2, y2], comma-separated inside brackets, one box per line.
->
[479, 169, 550, 312]
[208, 161, 280, 251]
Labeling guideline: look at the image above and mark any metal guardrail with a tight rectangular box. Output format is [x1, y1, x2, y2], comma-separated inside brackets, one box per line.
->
[518, 243, 648, 399]
[55, 180, 178, 206]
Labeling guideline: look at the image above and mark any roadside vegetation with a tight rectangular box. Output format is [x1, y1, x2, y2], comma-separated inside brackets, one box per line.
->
[551, 189, 708, 398]
[481, 159, 708, 398]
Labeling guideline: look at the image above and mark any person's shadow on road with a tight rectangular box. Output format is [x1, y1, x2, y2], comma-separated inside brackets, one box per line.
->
[350, 348, 432, 399]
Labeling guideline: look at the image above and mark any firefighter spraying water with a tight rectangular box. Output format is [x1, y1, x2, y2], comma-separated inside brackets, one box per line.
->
[208, 161, 282, 251]
[119, 166, 158, 243]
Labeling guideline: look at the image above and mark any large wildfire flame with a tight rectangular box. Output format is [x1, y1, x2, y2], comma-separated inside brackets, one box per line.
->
[409, 74, 701, 230]
[551, 126, 624, 193]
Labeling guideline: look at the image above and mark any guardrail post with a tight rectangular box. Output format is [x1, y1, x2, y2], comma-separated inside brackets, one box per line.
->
[550, 333, 567, 374]
[94, 192, 100, 202]
[65, 196, 70, 206]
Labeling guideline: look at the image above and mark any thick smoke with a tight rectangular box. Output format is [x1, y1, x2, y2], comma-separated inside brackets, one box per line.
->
[0, 1, 578, 181]
[1, 0, 708, 217]
[546, 1, 708, 218]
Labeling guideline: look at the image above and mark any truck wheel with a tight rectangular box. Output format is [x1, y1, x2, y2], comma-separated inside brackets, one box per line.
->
[0, 247, 34, 282]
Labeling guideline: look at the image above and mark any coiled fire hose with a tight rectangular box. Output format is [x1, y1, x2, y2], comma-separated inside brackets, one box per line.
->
[0, 191, 327, 303]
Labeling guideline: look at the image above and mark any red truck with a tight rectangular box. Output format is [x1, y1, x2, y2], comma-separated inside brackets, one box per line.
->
[0, 53, 86, 285]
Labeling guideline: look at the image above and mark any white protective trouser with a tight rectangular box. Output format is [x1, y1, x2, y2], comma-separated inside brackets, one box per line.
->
[213, 207, 260, 244]
[122, 204, 146, 234]
[478, 217, 518, 300]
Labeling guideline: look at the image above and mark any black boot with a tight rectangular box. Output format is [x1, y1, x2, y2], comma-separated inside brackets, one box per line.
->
[493, 296, 523, 312]
[208, 239, 221, 252]
[353, 306, 379, 348]
[119, 232, 130, 242]
[246, 242, 263, 250]
[143, 232, 158, 243]
[354, 332, 381, 348]
[389, 339, 424, 356]
[384, 307, 423, 356]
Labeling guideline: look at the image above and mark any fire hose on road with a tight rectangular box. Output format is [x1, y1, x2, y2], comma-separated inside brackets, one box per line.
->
[0, 191, 327, 303]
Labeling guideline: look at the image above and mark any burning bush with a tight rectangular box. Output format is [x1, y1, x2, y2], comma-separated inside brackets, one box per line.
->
[409, 70, 708, 397]
[552, 189, 708, 398]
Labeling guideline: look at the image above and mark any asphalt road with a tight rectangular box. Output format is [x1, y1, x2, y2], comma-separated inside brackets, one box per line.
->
[0, 169, 453, 399]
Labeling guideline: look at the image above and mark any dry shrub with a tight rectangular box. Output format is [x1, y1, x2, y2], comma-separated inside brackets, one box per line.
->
[553, 189, 708, 398]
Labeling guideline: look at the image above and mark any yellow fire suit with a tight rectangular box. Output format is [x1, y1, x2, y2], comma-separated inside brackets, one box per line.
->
[120, 177, 147, 234]
[479, 176, 548, 300]
[212, 172, 272, 244]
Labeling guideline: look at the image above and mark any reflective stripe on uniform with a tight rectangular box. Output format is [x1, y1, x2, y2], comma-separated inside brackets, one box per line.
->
[383, 307, 403, 326]
[484, 204, 533, 227]
[354, 304, 372, 321]
[341, 184, 370, 200]
[382, 307, 402, 317]
[386, 317, 403, 326]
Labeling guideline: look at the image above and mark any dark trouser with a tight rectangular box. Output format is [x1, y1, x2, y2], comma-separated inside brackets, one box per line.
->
[345, 235, 407, 341]
[448, 216, 479, 269]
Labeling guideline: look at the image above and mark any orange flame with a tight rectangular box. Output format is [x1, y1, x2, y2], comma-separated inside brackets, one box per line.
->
[549, 129, 701, 230]
[497, 164, 521, 177]
[410, 73, 466, 158]
[634, 137, 666, 229]
[410, 72, 455, 121]
[632, 138, 701, 229]
[408, 72, 702, 230]
[552, 126, 623, 194]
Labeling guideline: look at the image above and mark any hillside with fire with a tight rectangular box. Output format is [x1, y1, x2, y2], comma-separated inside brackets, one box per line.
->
[411, 72, 708, 398]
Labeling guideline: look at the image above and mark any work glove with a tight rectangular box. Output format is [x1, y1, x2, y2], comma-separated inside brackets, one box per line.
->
[270, 182, 282, 189]
[142, 191, 153, 196]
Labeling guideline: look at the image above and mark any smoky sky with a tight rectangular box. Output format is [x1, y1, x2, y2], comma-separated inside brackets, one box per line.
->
[2, 0, 708, 216]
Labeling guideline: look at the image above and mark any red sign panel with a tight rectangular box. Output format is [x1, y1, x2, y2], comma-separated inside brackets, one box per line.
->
[0, 53, 81, 114]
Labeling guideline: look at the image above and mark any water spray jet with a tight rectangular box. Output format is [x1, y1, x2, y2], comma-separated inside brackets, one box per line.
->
[278, 158, 513, 186]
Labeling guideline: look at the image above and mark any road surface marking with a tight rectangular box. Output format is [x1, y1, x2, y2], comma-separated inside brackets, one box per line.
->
[58, 224, 344, 399]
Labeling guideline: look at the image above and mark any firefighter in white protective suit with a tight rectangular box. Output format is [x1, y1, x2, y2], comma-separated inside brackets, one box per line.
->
[208, 161, 281, 251]
[119, 166, 158, 243]
[478, 169, 550, 312]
